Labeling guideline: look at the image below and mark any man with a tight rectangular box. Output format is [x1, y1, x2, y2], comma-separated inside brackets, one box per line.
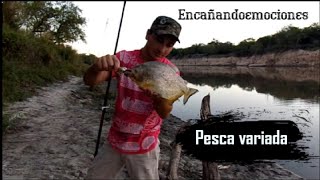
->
[84, 16, 182, 179]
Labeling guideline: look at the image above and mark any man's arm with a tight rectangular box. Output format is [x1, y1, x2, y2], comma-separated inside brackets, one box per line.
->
[83, 55, 120, 86]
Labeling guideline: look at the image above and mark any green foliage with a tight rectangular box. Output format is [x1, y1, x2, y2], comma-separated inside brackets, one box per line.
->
[2, 1, 86, 44]
[3, 25, 59, 65]
[2, 1, 94, 133]
[235, 38, 256, 56]
[2, 26, 94, 104]
[169, 23, 320, 59]
[79, 53, 97, 65]
[2, 1, 25, 30]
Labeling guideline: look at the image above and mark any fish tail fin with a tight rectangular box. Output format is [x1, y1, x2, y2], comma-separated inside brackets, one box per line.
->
[183, 88, 198, 105]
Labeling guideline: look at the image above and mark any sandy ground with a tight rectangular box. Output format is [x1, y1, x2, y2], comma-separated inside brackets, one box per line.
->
[2, 76, 304, 180]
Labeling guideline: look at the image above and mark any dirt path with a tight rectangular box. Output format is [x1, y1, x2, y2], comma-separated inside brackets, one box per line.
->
[2, 76, 109, 179]
[2, 76, 304, 180]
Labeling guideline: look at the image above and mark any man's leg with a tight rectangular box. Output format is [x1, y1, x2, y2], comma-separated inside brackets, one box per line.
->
[86, 142, 124, 180]
[123, 144, 160, 180]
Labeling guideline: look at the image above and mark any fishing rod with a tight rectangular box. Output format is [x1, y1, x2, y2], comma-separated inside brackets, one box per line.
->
[94, 1, 126, 157]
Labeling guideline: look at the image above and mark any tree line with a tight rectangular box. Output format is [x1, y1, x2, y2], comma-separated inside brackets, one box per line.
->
[2, 1, 100, 132]
[169, 23, 320, 59]
[2, 1, 97, 104]
[3, 1, 87, 44]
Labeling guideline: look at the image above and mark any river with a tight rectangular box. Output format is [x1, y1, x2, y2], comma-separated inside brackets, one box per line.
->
[171, 66, 320, 180]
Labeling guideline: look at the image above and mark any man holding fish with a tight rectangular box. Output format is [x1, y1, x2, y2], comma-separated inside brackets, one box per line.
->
[84, 16, 197, 180]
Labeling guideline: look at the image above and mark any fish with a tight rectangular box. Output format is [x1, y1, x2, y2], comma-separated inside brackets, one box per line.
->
[120, 61, 198, 105]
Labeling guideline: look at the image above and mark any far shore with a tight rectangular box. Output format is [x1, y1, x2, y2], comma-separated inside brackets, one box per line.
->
[171, 49, 319, 68]
[176, 65, 320, 83]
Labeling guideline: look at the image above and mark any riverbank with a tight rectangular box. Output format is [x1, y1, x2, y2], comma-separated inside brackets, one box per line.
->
[2, 76, 305, 179]
[177, 66, 320, 83]
[171, 49, 319, 67]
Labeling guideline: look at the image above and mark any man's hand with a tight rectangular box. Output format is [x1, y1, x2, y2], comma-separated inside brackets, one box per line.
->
[93, 55, 121, 72]
[151, 94, 174, 119]
[83, 55, 120, 86]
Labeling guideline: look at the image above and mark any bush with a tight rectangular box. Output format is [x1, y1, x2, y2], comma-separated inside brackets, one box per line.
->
[2, 26, 90, 104]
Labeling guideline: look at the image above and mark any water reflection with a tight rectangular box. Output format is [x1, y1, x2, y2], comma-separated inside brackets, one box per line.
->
[179, 66, 319, 103]
[171, 66, 319, 180]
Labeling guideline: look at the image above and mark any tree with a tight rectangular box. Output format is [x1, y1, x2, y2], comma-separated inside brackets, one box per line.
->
[299, 23, 320, 48]
[235, 38, 256, 56]
[206, 39, 234, 55]
[2, 1, 25, 30]
[273, 25, 301, 50]
[3, 1, 86, 44]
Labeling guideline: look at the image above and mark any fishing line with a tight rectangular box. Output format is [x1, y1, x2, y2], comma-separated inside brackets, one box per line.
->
[94, 1, 126, 157]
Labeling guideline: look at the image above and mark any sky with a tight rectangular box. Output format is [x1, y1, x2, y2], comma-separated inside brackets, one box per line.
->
[67, 1, 320, 57]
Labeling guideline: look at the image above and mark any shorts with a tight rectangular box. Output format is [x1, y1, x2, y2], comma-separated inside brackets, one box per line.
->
[85, 140, 160, 180]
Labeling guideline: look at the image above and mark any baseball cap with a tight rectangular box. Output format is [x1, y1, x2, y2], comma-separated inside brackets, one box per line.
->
[150, 16, 181, 43]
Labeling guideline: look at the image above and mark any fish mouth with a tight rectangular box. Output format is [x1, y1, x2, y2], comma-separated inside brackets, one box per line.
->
[117, 67, 133, 77]
[123, 69, 132, 77]
[118, 67, 128, 73]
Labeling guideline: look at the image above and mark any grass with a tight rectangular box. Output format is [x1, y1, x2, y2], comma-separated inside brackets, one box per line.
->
[2, 61, 89, 133]
[2, 60, 88, 103]
[2, 26, 94, 133]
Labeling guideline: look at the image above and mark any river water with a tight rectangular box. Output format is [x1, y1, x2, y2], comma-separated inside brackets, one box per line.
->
[171, 66, 319, 179]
